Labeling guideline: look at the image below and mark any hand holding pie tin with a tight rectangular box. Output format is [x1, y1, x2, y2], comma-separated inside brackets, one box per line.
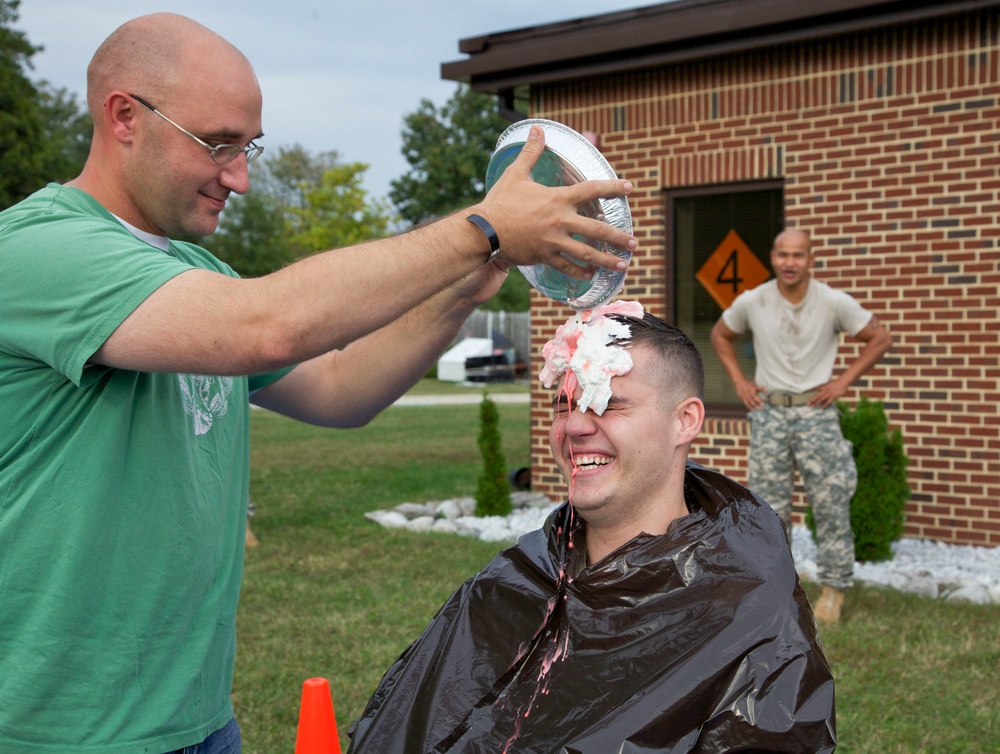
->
[484, 119, 633, 310]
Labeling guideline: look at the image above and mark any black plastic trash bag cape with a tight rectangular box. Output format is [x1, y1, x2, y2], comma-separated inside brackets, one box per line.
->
[348, 462, 835, 753]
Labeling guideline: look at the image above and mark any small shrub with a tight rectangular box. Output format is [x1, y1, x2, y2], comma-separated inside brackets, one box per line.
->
[475, 392, 512, 517]
[807, 398, 910, 562]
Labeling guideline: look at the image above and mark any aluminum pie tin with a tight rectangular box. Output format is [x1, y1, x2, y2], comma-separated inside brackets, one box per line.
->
[484, 119, 632, 310]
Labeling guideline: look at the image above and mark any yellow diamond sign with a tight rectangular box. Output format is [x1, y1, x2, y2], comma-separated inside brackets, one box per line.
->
[696, 229, 771, 310]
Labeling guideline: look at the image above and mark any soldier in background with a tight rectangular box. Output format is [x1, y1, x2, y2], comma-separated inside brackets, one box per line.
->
[711, 228, 892, 623]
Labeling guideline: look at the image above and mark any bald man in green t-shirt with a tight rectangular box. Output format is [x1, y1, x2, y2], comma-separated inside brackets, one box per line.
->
[0, 12, 636, 753]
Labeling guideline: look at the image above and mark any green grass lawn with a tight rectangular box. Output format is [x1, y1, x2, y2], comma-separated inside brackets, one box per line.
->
[235, 403, 999, 753]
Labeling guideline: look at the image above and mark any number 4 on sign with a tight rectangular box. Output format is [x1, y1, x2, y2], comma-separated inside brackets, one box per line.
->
[696, 229, 771, 310]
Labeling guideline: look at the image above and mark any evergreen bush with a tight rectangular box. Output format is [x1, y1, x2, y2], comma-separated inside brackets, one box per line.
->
[806, 397, 910, 562]
[475, 393, 512, 517]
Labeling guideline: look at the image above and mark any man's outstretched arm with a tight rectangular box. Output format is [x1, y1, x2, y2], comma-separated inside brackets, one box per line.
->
[93, 126, 635, 379]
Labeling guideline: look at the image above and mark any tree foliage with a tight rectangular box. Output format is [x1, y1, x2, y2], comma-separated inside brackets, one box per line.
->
[202, 145, 392, 278]
[486, 270, 531, 312]
[1, 0, 48, 206]
[391, 86, 530, 311]
[286, 160, 390, 253]
[37, 86, 92, 184]
[0, 0, 91, 209]
[475, 392, 512, 517]
[391, 85, 511, 226]
[806, 398, 910, 562]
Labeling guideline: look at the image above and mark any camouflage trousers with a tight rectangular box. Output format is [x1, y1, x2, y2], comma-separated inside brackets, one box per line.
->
[748, 404, 857, 589]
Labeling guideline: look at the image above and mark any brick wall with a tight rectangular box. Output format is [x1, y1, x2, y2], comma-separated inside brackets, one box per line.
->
[525, 8, 1000, 547]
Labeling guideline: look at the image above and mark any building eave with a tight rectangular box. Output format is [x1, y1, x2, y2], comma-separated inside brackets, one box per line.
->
[441, 0, 999, 93]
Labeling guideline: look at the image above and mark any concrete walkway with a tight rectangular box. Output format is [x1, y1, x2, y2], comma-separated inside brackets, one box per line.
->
[392, 392, 530, 407]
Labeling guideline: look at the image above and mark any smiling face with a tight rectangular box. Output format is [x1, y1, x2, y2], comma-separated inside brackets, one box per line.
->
[548, 346, 700, 539]
[124, 59, 263, 237]
[81, 13, 264, 238]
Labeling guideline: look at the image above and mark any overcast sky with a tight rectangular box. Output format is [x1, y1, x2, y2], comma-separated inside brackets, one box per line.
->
[15, 1, 662, 200]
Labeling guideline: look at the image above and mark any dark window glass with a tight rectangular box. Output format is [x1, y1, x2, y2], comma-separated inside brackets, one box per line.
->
[669, 185, 783, 410]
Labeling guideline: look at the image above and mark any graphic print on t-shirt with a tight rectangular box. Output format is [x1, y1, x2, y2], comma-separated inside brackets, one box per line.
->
[177, 374, 234, 435]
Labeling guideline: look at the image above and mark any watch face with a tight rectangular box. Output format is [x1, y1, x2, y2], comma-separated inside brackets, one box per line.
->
[485, 119, 632, 310]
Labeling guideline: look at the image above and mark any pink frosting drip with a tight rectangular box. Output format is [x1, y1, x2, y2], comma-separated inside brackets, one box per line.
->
[500, 301, 646, 750]
[539, 300, 645, 415]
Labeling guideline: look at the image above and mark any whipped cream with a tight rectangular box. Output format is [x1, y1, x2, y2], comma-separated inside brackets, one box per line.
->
[539, 300, 645, 414]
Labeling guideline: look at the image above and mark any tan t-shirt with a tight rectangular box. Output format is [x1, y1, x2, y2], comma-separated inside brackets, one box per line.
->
[722, 278, 872, 393]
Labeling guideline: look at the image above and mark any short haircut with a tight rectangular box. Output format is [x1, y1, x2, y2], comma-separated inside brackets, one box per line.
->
[609, 313, 705, 403]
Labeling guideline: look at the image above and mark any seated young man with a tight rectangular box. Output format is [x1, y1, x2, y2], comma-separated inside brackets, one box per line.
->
[348, 304, 836, 754]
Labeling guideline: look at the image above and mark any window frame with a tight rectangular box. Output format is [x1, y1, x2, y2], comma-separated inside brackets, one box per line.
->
[663, 180, 785, 417]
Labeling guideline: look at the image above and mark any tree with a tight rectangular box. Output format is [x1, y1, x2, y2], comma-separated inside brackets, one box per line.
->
[391, 86, 530, 311]
[0, 0, 47, 208]
[286, 160, 391, 254]
[391, 85, 511, 226]
[474, 392, 512, 517]
[0, 1, 91, 209]
[36, 85, 92, 184]
[203, 145, 392, 277]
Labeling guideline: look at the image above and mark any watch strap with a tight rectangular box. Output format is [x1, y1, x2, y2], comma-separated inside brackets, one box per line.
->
[466, 213, 501, 264]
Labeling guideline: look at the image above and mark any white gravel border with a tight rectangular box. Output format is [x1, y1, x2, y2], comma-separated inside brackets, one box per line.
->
[366, 495, 1000, 605]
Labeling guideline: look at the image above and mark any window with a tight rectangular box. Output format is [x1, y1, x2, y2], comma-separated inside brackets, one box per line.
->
[667, 183, 783, 411]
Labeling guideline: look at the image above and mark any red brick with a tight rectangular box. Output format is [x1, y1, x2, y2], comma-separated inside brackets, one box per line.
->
[526, 12, 1000, 546]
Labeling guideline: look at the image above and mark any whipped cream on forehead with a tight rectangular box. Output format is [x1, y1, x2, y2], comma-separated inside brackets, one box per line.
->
[540, 300, 645, 415]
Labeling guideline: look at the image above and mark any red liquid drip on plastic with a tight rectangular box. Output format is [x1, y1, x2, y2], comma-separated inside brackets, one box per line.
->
[502, 375, 580, 752]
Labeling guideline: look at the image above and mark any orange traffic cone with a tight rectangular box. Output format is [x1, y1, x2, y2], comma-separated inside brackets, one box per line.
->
[295, 677, 341, 754]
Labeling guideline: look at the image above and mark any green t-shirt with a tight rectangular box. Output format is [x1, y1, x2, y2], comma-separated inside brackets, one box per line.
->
[0, 185, 289, 752]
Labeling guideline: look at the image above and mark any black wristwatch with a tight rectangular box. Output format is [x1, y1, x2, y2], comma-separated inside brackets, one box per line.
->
[466, 214, 501, 264]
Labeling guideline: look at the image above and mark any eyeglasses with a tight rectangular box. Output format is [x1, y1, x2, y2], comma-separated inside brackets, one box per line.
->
[129, 94, 264, 165]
